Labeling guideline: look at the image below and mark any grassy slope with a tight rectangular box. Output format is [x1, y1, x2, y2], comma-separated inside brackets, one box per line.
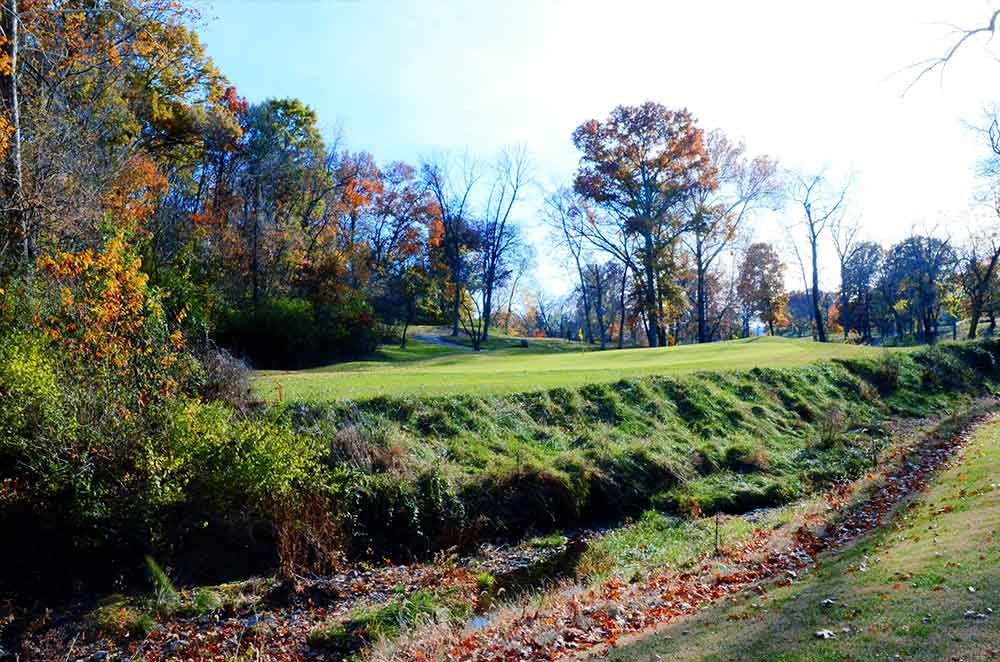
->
[267, 342, 997, 562]
[256, 336, 889, 401]
[606, 414, 1000, 661]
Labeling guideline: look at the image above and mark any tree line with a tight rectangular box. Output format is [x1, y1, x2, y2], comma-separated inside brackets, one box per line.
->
[1, 3, 998, 366]
[502, 102, 1000, 348]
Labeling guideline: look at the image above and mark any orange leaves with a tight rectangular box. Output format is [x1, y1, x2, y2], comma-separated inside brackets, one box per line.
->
[103, 155, 169, 231]
[37, 230, 185, 404]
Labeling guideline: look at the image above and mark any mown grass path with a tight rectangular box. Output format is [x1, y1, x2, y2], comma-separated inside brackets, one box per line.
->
[256, 336, 891, 401]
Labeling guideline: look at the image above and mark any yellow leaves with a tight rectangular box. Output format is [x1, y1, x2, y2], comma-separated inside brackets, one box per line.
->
[0, 35, 11, 77]
[36, 228, 187, 405]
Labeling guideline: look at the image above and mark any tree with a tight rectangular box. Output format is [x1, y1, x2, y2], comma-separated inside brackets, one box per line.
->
[572, 101, 715, 347]
[477, 145, 530, 340]
[421, 152, 480, 337]
[737, 242, 787, 336]
[957, 232, 1000, 339]
[789, 171, 849, 342]
[883, 234, 955, 344]
[844, 241, 883, 342]
[785, 291, 814, 337]
[0, 0, 227, 273]
[684, 130, 779, 343]
[544, 187, 595, 343]
[240, 98, 326, 309]
[498, 245, 533, 335]
[831, 214, 862, 340]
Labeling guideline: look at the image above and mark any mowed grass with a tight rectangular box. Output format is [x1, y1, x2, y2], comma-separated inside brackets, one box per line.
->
[256, 335, 892, 401]
[605, 412, 1000, 662]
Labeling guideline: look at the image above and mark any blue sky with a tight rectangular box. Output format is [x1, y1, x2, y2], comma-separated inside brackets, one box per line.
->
[197, 0, 1000, 292]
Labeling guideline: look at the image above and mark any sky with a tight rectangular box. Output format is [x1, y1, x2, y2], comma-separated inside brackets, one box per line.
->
[196, 0, 1000, 293]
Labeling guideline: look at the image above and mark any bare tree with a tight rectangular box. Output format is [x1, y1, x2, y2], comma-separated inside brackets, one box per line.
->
[459, 285, 486, 352]
[500, 245, 534, 335]
[789, 170, 849, 343]
[421, 152, 480, 337]
[562, 194, 638, 346]
[958, 230, 1000, 339]
[831, 213, 862, 340]
[478, 145, 530, 340]
[684, 130, 780, 343]
[543, 187, 595, 343]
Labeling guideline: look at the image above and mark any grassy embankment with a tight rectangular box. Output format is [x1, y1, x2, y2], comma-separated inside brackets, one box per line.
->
[272, 339, 993, 561]
[608, 409, 1000, 662]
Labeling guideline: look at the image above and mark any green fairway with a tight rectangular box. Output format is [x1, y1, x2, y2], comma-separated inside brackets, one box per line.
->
[256, 335, 894, 401]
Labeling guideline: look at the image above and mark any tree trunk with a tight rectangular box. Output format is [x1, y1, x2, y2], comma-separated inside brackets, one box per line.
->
[617, 263, 628, 349]
[862, 290, 872, 343]
[695, 238, 709, 343]
[968, 300, 982, 340]
[696, 267, 708, 343]
[592, 266, 607, 350]
[482, 277, 493, 340]
[400, 297, 414, 349]
[641, 233, 659, 348]
[580, 281, 594, 344]
[840, 267, 849, 341]
[1, 0, 26, 265]
[251, 189, 261, 312]
[504, 274, 519, 335]
[810, 236, 826, 342]
[450, 268, 461, 337]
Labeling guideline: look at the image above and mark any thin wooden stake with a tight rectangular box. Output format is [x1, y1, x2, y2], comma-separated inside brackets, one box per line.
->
[715, 511, 721, 556]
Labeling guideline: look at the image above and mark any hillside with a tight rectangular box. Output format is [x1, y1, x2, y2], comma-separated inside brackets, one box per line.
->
[11, 341, 1000, 661]
[256, 335, 891, 401]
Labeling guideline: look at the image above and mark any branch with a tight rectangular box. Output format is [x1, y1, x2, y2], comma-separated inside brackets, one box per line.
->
[903, 9, 1000, 96]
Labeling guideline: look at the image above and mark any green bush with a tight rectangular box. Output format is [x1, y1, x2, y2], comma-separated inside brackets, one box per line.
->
[0, 332, 69, 504]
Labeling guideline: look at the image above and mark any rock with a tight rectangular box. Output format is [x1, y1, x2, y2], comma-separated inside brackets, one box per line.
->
[602, 601, 622, 618]
[534, 629, 558, 647]
[815, 629, 837, 640]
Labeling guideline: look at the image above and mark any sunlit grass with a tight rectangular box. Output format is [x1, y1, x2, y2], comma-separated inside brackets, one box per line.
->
[256, 335, 895, 401]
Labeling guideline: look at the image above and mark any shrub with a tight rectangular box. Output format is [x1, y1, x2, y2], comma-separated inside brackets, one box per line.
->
[870, 353, 910, 393]
[816, 408, 848, 449]
[0, 332, 66, 506]
[87, 600, 156, 639]
[722, 441, 772, 473]
[197, 345, 253, 409]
